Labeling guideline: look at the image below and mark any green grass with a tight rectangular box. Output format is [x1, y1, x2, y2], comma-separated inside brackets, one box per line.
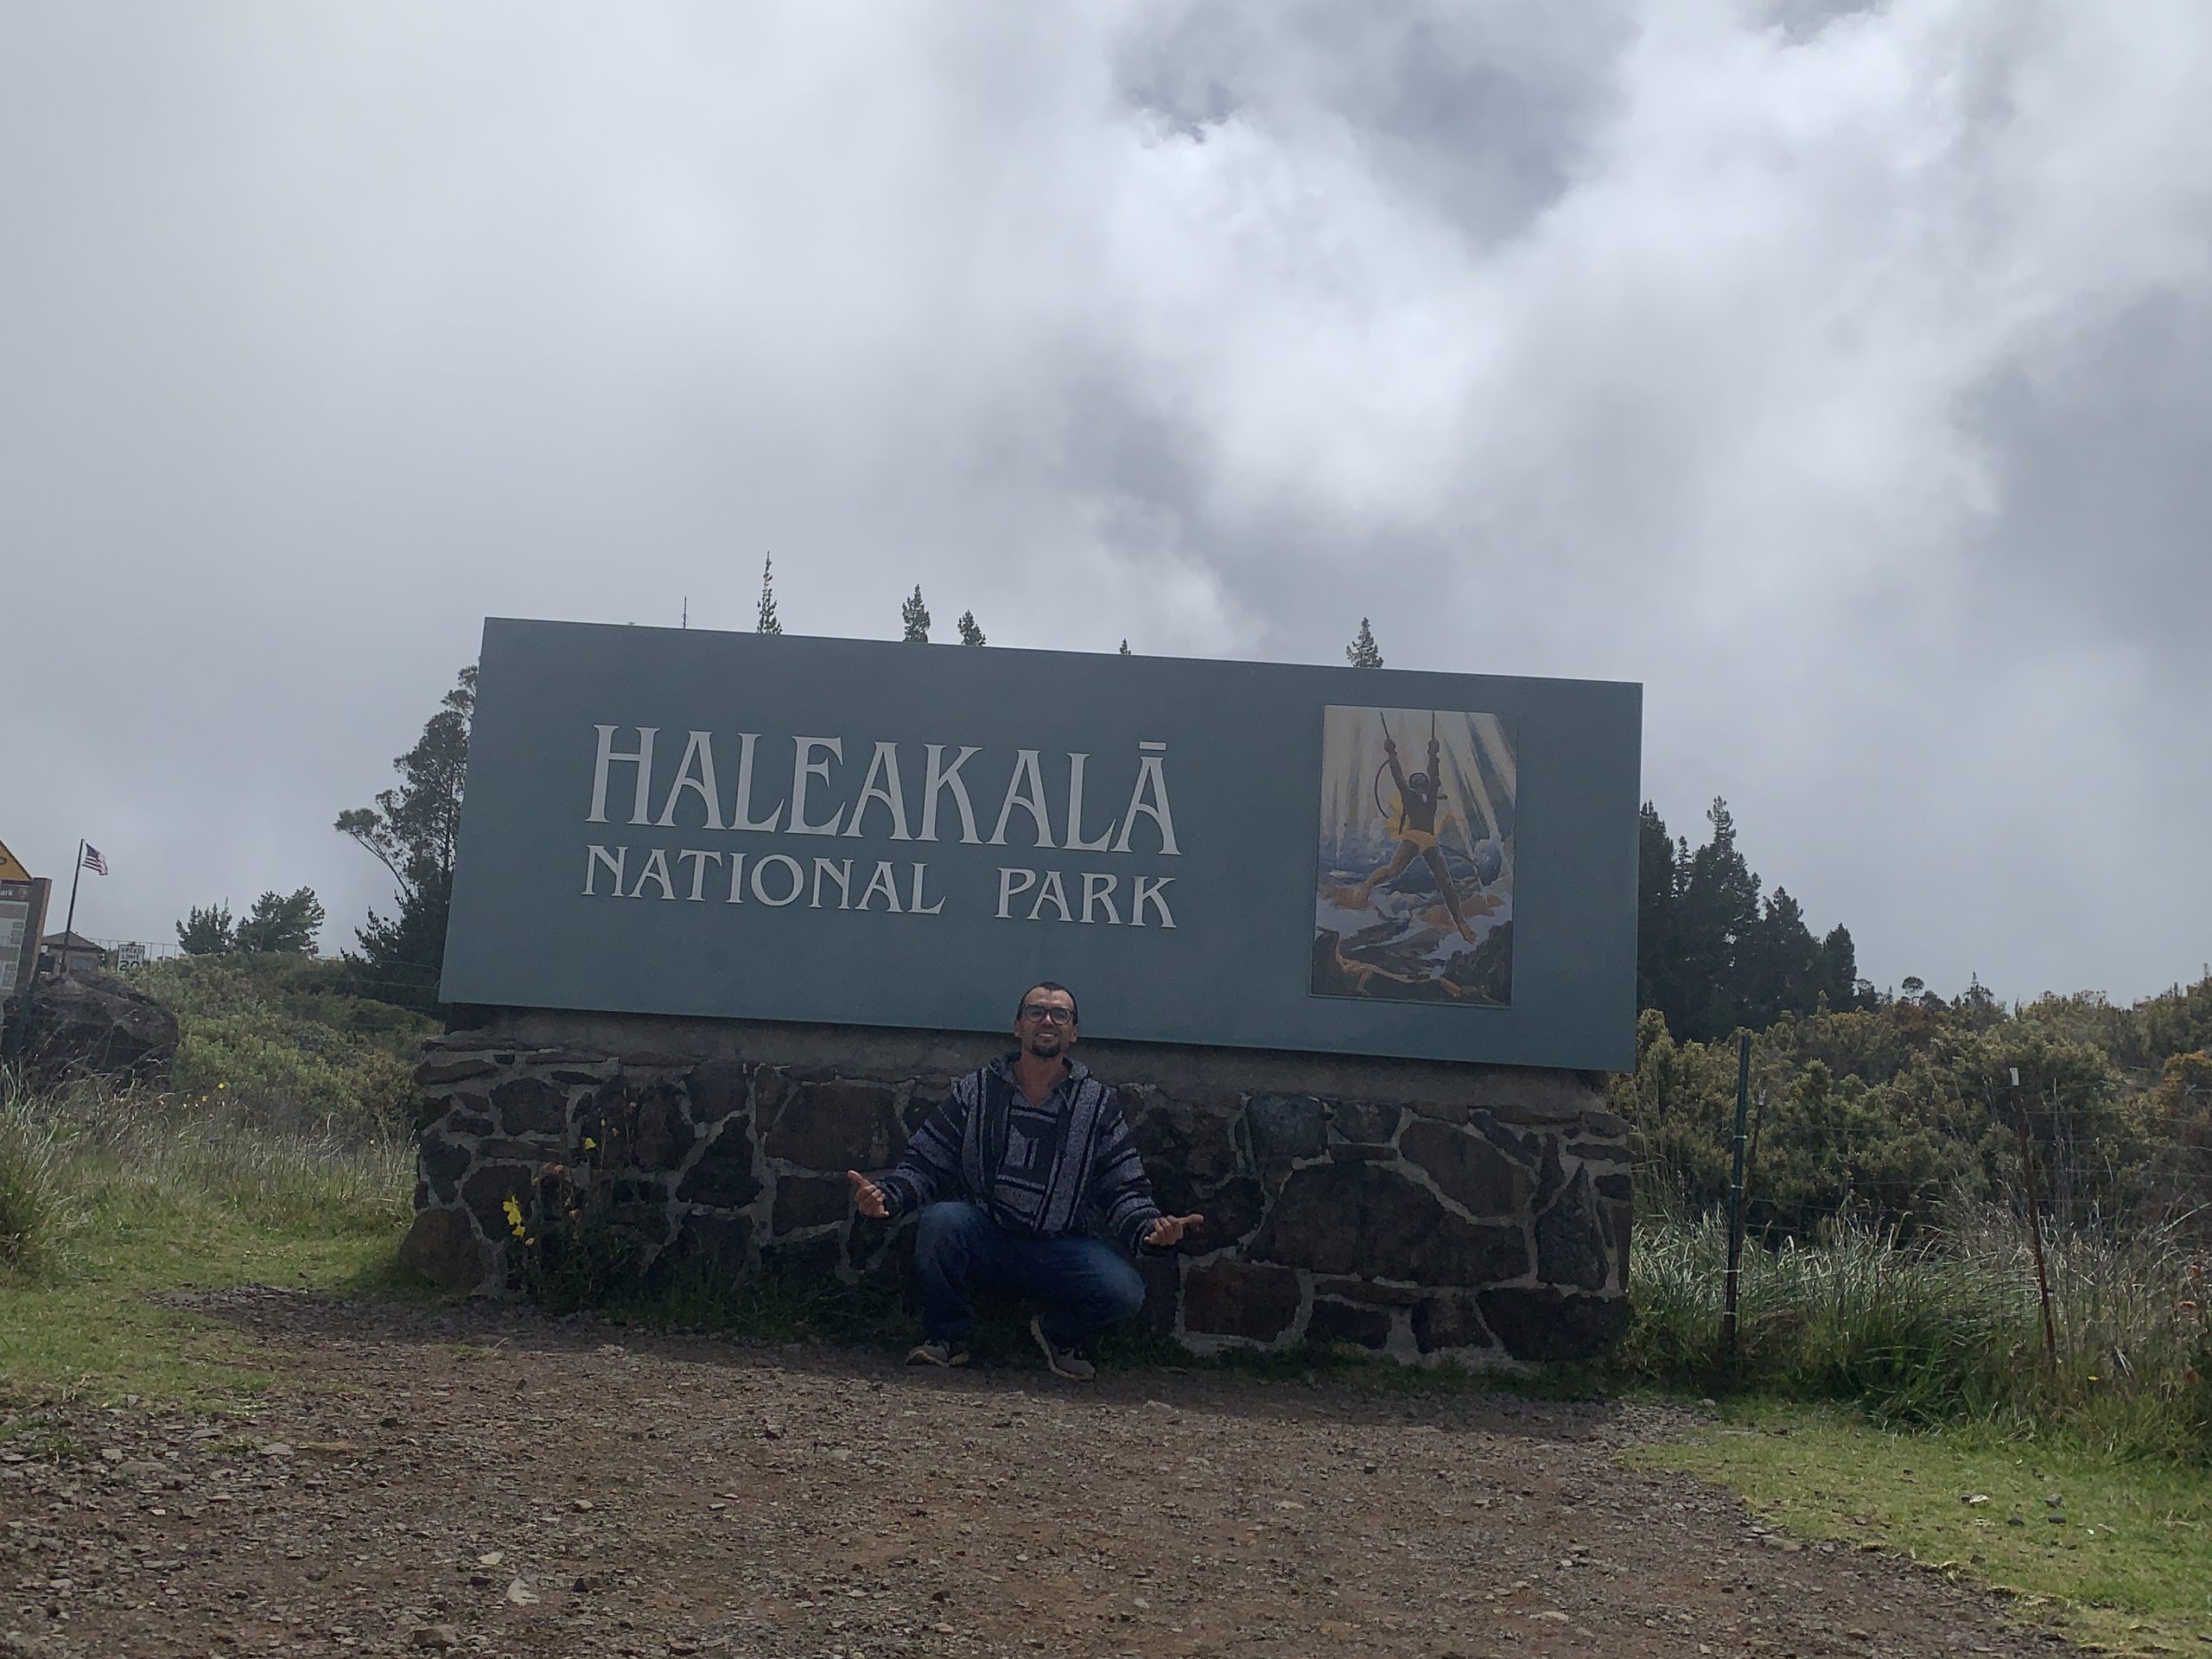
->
[0, 1079, 419, 1408]
[1635, 1401, 2212, 1655]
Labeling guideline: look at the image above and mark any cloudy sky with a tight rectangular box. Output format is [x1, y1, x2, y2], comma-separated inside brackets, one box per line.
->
[5, 1, 2207, 1004]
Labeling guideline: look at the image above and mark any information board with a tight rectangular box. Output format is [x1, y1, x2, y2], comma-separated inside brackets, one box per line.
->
[442, 620, 1643, 1070]
[0, 878, 49, 1007]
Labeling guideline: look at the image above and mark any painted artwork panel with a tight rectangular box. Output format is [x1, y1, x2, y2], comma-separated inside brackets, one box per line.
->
[1313, 704, 1516, 1006]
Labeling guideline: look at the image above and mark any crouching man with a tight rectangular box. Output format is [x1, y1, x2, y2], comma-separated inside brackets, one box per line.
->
[846, 981, 1201, 1380]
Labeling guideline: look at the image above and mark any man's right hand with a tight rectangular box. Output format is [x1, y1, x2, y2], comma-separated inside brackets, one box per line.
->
[846, 1169, 889, 1218]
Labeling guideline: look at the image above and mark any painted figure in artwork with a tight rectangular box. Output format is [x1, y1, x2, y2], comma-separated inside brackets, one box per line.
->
[1349, 727, 1477, 943]
[1313, 702, 1515, 1005]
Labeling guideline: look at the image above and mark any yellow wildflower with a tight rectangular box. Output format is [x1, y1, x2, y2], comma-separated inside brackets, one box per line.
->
[501, 1195, 526, 1238]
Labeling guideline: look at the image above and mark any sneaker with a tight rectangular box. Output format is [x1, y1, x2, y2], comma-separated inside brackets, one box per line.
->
[1029, 1315, 1096, 1382]
[906, 1339, 969, 1368]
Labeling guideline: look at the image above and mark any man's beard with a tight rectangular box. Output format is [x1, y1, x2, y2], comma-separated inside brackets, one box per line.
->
[1025, 1032, 1065, 1058]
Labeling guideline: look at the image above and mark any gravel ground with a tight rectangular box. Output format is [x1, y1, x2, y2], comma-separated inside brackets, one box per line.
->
[0, 1288, 2080, 1658]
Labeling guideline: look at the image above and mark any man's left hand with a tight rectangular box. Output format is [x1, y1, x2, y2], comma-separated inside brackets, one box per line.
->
[1144, 1213, 1205, 1249]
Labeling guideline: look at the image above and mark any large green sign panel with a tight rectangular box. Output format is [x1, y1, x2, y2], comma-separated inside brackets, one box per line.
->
[442, 620, 1643, 1070]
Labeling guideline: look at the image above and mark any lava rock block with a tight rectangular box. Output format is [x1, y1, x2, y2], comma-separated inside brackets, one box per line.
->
[1476, 1287, 1629, 1361]
[1533, 1139, 1567, 1212]
[491, 1077, 567, 1137]
[630, 1081, 696, 1169]
[1400, 1119, 1528, 1217]
[1134, 1251, 1181, 1336]
[1411, 1292, 1492, 1354]
[1535, 1167, 1610, 1292]
[1128, 1095, 1242, 1216]
[1181, 1260, 1303, 1342]
[417, 1131, 473, 1204]
[686, 1058, 749, 1126]
[1327, 1100, 1402, 1147]
[397, 1206, 489, 1291]
[460, 1162, 536, 1238]
[765, 1079, 906, 1170]
[1192, 1176, 1268, 1248]
[773, 1173, 852, 1233]
[1244, 1094, 1327, 1183]
[431, 1098, 495, 1139]
[1602, 1198, 1631, 1283]
[676, 1119, 761, 1208]
[416, 1056, 495, 1087]
[1251, 1161, 1530, 1286]
[678, 1212, 754, 1273]
[1306, 1299, 1392, 1351]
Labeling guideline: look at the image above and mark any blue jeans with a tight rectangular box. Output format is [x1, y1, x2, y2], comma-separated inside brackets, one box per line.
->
[913, 1200, 1147, 1348]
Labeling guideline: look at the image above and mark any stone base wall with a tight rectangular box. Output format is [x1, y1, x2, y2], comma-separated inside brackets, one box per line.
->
[400, 1010, 1631, 1367]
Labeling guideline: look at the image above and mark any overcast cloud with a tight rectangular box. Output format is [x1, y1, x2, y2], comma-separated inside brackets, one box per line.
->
[4, 0, 2207, 1003]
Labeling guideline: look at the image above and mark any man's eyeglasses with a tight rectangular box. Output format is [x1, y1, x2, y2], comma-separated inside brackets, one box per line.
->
[1020, 1004, 1076, 1026]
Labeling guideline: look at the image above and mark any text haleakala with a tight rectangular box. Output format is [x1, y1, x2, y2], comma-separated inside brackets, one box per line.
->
[577, 727, 1180, 927]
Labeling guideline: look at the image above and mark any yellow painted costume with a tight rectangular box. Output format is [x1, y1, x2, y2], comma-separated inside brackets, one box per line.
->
[1387, 798, 1440, 855]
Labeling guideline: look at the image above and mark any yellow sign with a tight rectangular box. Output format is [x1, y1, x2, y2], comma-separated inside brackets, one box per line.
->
[0, 838, 29, 884]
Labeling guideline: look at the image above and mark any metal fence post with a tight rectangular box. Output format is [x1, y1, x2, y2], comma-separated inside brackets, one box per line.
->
[1722, 1029, 1751, 1364]
[2009, 1066, 2059, 1370]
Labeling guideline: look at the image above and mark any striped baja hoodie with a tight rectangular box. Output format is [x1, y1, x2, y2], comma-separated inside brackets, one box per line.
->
[874, 1057, 1165, 1254]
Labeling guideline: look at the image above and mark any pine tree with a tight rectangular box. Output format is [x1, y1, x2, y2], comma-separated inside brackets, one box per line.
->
[1635, 802, 1681, 1018]
[901, 587, 931, 643]
[756, 555, 782, 635]
[1345, 619, 1383, 668]
[1818, 925, 1864, 1009]
[335, 664, 475, 1011]
[175, 903, 234, 956]
[1118, 639, 1131, 656]
[233, 887, 325, 956]
[1637, 796, 1869, 1039]
[1675, 798, 1763, 1039]
[957, 610, 985, 646]
[1738, 887, 1825, 1029]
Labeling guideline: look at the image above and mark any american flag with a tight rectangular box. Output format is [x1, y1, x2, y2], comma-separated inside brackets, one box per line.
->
[80, 844, 108, 876]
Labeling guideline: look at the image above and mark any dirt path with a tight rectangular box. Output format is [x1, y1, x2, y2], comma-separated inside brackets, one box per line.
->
[3, 1290, 2075, 1658]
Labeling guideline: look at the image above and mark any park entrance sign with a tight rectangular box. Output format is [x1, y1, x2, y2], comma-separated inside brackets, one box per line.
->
[418, 619, 1643, 1363]
[442, 620, 1642, 1071]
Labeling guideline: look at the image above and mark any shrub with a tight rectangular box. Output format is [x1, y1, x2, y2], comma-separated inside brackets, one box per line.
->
[127, 954, 435, 1135]
[0, 1078, 67, 1278]
[1615, 992, 2201, 1241]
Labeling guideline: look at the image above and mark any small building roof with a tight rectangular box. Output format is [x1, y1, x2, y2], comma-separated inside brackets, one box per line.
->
[41, 930, 102, 950]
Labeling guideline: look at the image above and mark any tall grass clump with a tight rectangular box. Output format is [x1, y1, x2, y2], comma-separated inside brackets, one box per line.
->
[0, 1073, 413, 1260]
[0, 1076, 72, 1279]
[1621, 1208, 2211, 1459]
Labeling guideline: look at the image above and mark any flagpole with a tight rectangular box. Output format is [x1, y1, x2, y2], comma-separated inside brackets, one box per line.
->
[59, 839, 84, 976]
